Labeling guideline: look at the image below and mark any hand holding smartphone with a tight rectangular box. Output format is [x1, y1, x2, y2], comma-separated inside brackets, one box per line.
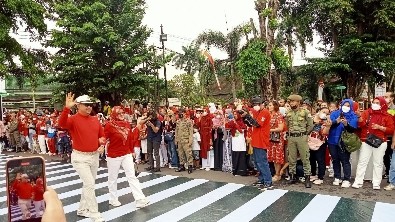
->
[6, 157, 46, 222]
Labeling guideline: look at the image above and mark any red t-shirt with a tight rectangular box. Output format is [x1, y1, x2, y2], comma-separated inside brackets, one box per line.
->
[33, 184, 44, 201]
[130, 127, 141, 148]
[58, 107, 105, 152]
[16, 182, 33, 199]
[250, 109, 271, 149]
[104, 122, 134, 158]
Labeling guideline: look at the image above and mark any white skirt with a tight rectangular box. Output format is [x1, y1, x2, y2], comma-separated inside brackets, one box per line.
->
[141, 139, 147, 154]
[232, 133, 246, 152]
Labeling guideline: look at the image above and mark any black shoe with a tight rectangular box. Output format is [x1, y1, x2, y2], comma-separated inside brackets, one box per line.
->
[150, 168, 160, 173]
[188, 165, 193, 174]
[305, 175, 312, 188]
[288, 174, 297, 184]
[175, 167, 186, 172]
[252, 181, 264, 187]
[383, 174, 389, 179]
[258, 183, 274, 191]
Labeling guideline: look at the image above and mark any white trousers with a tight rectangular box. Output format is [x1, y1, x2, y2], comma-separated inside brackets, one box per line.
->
[71, 151, 101, 218]
[18, 198, 32, 220]
[33, 200, 45, 217]
[354, 142, 387, 187]
[107, 154, 146, 202]
[134, 147, 141, 162]
[38, 135, 46, 154]
[159, 143, 168, 167]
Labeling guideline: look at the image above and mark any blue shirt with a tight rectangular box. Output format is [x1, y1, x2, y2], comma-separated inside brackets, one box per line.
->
[147, 120, 163, 142]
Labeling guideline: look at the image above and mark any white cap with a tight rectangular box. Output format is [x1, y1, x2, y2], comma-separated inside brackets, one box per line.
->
[75, 95, 94, 104]
[21, 174, 28, 178]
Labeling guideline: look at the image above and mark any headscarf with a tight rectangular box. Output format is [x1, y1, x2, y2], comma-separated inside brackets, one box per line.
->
[369, 97, 389, 125]
[330, 99, 358, 128]
[109, 106, 130, 145]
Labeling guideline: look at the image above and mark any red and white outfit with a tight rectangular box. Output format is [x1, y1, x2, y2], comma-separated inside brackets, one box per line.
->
[33, 178, 45, 217]
[14, 179, 33, 220]
[104, 107, 148, 207]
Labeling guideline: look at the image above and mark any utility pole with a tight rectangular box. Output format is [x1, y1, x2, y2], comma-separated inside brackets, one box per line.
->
[160, 24, 168, 108]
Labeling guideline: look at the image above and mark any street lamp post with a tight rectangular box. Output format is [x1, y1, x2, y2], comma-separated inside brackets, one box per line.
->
[160, 24, 168, 108]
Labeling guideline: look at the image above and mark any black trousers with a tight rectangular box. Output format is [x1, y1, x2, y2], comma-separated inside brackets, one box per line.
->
[147, 140, 160, 169]
[232, 151, 247, 176]
[384, 139, 393, 176]
[310, 143, 327, 180]
[213, 129, 224, 171]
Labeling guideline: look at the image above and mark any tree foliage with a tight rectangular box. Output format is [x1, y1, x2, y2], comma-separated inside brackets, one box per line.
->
[168, 73, 205, 106]
[1, 0, 50, 83]
[49, 0, 152, 104]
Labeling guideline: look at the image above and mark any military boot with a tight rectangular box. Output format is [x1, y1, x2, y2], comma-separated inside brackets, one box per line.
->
[288, 174, 298, 184]
[175, 166, 186, 172]
[188, 165, 193, 174]
[305, 175, 312, 188]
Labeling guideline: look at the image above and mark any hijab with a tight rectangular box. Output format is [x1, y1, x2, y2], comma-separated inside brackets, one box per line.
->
[330, 99, 358, 128]
[109, 106, 130, 145]
[369, 97, 389, 125]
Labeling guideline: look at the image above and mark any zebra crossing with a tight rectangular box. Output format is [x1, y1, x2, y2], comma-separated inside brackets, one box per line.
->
[1, 153, 395, 222]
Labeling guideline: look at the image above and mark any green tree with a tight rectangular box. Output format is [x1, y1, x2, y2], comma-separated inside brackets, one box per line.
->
[168, 73, 204, 107]
[1, 0, 50, 83]
[49, 0, 152, 104]
[196, 24, 250, 100]
[286, 0, 395, 98]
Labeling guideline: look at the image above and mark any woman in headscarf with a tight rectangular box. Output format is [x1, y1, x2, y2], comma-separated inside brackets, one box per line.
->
[212, 109, 225, 171]
[198, 107, 213, 171]
[352, 97, 394, 190]
[104, 106, 149, 208]
[327, 99, 359, 188]
[226, 111, 247, 176]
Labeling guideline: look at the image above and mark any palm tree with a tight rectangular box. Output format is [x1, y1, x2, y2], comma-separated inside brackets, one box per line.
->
[172, 43, 205, 75]
[196, 24, 250, 100]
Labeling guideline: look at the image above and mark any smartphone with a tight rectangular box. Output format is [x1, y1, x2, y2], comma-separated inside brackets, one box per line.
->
[358, 102, 365, 111]
[340, 112, 344, 118]
[6, 157, 46, 222]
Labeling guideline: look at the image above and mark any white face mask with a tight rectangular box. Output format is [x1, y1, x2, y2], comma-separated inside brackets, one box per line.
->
[195, 113, 201, 118]
[253, 105, 260, 111]
[202, 112, 208, 116]
[216, 114, 221, 119]
[193, 129, 198, 133]
[319, 112, 327, 120]
[371, 103, 381, 111]
[341, 106, 350, 113]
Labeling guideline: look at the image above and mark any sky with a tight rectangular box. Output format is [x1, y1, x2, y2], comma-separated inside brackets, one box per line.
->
[12, 0, 325, 80]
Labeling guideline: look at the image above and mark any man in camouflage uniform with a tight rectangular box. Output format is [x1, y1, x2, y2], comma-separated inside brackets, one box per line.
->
[286, 94, 314, 188]
[175, 109, 194, 174]
[8, 112, 21, 152]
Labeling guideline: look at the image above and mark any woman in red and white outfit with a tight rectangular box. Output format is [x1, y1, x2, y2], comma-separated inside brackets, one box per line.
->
[104, 106, 149, 208]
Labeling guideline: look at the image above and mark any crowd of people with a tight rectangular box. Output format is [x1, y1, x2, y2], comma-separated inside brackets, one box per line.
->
[9, 172, 45, 221]
[3, 91, 395, 221]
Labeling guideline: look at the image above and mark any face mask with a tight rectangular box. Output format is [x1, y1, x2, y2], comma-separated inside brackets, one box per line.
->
[253, 105, 260, 111]
[319, 112, 327, 120]
[216, 114, 221, 119]
[193, 129, 198, 133]
[385, 98, 391, 104]
[202, 112, 208, 116]
[371, 103, 381, 111]
[341, 106, 350, 113]
[195, 114, 201, 118]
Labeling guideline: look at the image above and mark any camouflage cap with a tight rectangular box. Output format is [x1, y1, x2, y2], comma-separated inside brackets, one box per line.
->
[288, 94, 303, 101]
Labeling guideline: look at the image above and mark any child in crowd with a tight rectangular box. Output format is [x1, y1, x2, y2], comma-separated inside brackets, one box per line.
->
[130, 119, 141, 164]
[192, 125, 201, 170]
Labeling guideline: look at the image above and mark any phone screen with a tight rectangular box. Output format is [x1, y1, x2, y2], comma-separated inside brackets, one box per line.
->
[6, 157, 46, 222]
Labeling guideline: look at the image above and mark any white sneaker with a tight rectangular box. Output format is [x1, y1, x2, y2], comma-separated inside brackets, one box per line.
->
[341, 180, 351, 188]
[109, 200, 121, 207]
[92, 216, 105, 222]
[205, 168, 210, 171]
[328, 169, 334, 178]
[373, 185, 381, 190]
[333, 178, 341, 186]
[384, 184, 395, 191]
[136, 199, 150, 208]
[310, 175, 318, 182]
[77, 210, 90, 218]
[313, 179, 324, 185]
[352, 183, 362, 189]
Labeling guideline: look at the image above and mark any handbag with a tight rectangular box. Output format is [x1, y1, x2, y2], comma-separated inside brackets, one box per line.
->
[365, 133, 383, 148]
[364, 113, 384, 148]
[270, 132, 281, 142]
[341, 131, 362, 152]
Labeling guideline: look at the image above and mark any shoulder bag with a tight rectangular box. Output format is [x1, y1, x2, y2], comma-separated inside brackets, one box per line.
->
[365, 113, 384, 148]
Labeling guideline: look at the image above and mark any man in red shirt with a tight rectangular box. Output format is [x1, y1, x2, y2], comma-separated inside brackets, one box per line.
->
[244, 97, 273, 190]
[58, 93, 105, 222]
[33, 177, 45, 217]
[15, 174, 33, 220]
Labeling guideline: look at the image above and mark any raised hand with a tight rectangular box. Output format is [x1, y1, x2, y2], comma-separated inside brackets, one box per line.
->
[65, 92, 75, 109]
